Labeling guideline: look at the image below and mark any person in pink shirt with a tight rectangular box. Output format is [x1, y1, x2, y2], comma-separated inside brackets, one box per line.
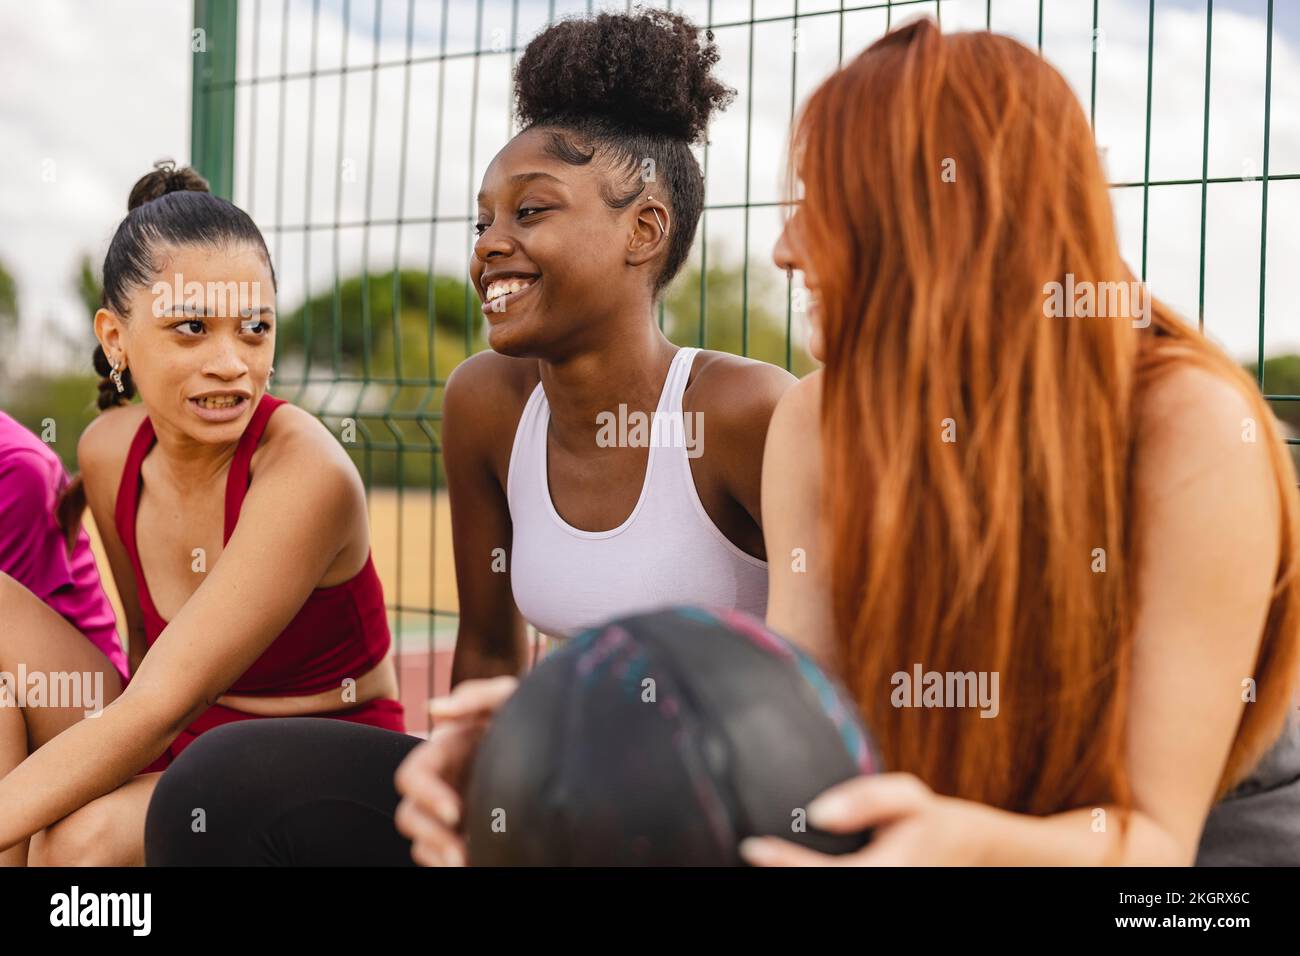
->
[0, 410, 128, 865]
[0, 413, 126, 676]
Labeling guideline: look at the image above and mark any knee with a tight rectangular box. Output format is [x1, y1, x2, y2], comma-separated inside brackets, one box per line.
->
[30, 801, 121, 867]
[145, 722, 273, 865]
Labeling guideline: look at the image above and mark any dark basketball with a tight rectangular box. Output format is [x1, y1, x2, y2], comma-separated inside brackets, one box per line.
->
[465, 605, 881, 865]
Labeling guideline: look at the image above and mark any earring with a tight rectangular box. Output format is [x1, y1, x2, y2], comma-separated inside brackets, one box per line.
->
[645, 196, 667, 235]
[109, 359, 125, 394]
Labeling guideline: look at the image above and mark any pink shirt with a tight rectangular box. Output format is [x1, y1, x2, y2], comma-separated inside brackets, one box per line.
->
[0, 412, 128, 680]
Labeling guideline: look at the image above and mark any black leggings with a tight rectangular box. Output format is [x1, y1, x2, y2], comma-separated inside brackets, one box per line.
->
[144, 718, 422, 866]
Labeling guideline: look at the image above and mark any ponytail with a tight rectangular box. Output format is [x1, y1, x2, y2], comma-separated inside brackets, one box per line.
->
[92, 342, 134, 410]
[54, 475, 86, 556]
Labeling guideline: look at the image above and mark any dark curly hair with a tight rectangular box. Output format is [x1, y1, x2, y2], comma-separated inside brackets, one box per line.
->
[512, 6, 735, 296]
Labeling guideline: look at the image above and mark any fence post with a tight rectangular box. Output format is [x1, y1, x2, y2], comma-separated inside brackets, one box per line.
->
[191, 0, 238, 199]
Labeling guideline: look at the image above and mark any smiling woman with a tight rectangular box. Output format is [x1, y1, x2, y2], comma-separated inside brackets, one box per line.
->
[453, 8, 790, 652]
[0, 160, 403, 866]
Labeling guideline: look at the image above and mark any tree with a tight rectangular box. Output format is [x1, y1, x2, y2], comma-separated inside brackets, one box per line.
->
[276, 270, 479, 376]
[0, 258, 18, 387]
[74, 254, 102, 320]
[663, 246, 818, 377]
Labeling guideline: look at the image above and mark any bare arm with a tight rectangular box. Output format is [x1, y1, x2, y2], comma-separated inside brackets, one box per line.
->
[746, 366, 1289, 866]
[692, 353, 796, 547]
[0, 426, 362, 850]
[761, 371, 838, 668]
[443, 354, 528, 686]
[964, 368, 1283, 863]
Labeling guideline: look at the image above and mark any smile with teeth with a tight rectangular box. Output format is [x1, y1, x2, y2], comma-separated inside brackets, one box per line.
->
[485, 278, 536, 303]
[193, 395, 244, 409]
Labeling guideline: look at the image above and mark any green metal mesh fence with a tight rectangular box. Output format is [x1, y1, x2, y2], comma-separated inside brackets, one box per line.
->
[190, 0, 1297, 732]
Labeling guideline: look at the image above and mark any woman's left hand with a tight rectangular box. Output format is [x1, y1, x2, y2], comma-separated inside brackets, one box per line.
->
[739, 772, 988, 866]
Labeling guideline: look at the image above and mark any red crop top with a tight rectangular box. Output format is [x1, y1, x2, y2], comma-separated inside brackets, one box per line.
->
[113, 393, 392, 696]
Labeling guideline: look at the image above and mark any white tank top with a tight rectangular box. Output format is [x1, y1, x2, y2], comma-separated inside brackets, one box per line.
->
[507, 346, 769, 641]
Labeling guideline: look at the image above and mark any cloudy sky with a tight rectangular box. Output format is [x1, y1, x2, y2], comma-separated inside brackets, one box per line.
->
[1, 0, 1297, 375]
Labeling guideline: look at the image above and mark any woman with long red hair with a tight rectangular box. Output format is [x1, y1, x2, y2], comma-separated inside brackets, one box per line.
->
[745, 17, 1300, 865]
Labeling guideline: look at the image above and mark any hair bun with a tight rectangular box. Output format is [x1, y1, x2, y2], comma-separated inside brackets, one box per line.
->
[127, 159, 210, 211]
[514, 7, 735, 145]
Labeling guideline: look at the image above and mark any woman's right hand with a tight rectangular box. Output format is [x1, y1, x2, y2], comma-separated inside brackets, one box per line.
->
[393, 675, 519, 867]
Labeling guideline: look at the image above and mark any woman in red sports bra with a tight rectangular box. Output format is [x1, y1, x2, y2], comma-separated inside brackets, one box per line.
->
[117, 390, 403, 775]
[0, 163, 403, 866]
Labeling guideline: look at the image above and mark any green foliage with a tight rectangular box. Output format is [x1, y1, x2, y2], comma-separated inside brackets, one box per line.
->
[0, 258, 16, 329]
[0, 257, 17, 384]
[662, 254, 818, 377]
[277, 270, 483, 377]
[74, 254, 102, 320]
[3, 374, 103, 473]
[1246, 354, 1300, 432]
[1245, 355, 1300, 474]
[314, 322, 477, 491]
[273, 270, 488, 489]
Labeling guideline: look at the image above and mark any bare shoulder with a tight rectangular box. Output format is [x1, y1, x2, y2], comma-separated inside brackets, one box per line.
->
[686, 351, 795, 460]
[77, 402, 149, 498]
[767, 368, 823, 456]
[257, 400, 361, 501]
[1137, 363, 1276, 485]
[78, 402, 148, 467]
[1135, 361, 1282, 556]
[762, 370, 825, 531]
[231, 402, 372, 580]
[778, 366, 823, 414]
[1140, 362, 1257, 431]
[443, 351, 539, 480]
[686, 350, 797, 423]
[445, 349, 539, 418]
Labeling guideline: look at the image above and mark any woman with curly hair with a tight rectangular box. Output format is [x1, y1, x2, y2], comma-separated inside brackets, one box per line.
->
[446, 5, 788, 672]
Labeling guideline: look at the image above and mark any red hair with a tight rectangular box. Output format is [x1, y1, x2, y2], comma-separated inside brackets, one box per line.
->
[789, 18, 1300, 818]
